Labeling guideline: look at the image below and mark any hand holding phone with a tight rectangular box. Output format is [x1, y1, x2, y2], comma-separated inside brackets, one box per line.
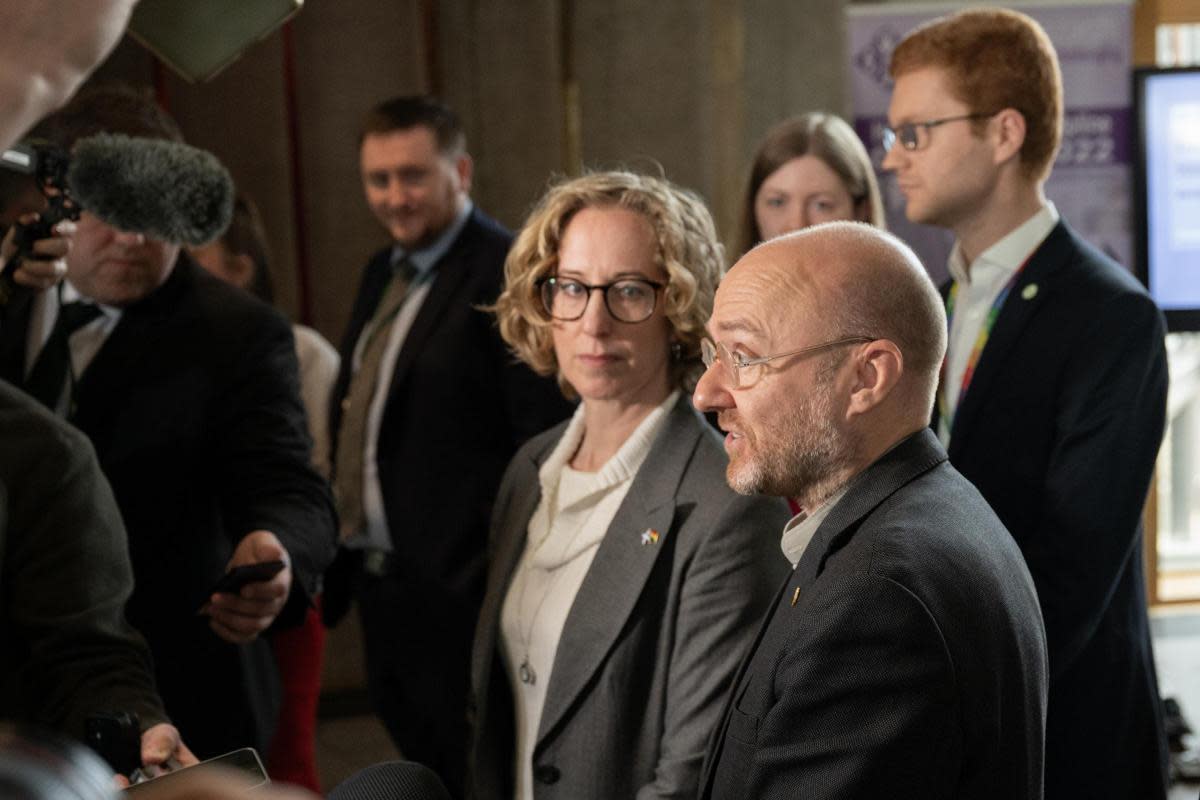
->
[209, 559, 285, 595]
[203, 531, 293, 644]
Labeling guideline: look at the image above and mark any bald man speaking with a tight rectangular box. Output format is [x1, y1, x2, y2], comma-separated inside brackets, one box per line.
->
[695, 222, 1049, 799]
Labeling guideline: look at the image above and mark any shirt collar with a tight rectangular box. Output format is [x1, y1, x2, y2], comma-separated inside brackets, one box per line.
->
[60, 279, 122, 319]
[947, 201, 1059, 285]
[538, 390, 680, 501]
[780, 484, 850, 568]
[390, 199, 474, 275]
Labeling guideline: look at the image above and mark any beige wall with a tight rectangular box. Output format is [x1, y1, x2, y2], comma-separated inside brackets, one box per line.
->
[78, 0, 848, 348]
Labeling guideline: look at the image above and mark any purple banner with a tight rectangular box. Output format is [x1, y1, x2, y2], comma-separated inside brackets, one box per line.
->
[1059, 108, 1132, 167]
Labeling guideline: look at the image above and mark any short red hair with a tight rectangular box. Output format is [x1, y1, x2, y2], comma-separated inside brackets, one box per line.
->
[890, 8, 1062, 181]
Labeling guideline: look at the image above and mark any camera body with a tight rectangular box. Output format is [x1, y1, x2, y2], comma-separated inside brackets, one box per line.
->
[0, 140, 79, 303]
[1, 140, 78, 247]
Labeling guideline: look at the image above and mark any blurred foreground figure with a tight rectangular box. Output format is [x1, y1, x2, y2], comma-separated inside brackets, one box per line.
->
[0, 0, 138, 150]
[0, 379, 193, 774]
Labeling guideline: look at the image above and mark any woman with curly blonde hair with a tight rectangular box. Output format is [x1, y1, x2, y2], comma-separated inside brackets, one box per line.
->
[468, 170, 789, 800]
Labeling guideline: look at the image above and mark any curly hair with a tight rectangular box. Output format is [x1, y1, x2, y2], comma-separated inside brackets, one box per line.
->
[492, 170, 724, 397]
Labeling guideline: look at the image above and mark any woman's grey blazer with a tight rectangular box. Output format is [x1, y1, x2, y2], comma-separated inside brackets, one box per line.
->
[467, 395, 791, 799]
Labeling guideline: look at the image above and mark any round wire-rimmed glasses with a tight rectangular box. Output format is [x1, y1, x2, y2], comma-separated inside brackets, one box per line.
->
[701, 335, 875, 388]
[539, 276, 666, 324]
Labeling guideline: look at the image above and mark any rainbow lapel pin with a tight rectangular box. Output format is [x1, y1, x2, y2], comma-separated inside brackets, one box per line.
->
[640, 528, 660, 546]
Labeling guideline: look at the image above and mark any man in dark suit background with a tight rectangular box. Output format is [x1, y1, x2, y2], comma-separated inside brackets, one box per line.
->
[326, 95, 570, 795]
[694, 222, 1048, 798]
[0, 85, 337, 759]
[883, 9, 1169, 797]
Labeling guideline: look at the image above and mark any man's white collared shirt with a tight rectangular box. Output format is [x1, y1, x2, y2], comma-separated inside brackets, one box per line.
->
[780, 486, 849, 569]
[939, 203, 1059, 446]
[26, 280, 121, 414]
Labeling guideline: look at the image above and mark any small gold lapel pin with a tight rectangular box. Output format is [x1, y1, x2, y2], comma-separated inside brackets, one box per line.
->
[640, 528, 660, 546]
[1022, 283, 1038, 301]
[791, 587, 801, 607]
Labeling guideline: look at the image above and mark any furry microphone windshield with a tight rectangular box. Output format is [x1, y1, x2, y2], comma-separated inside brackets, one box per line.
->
[67, 133, 234, 245]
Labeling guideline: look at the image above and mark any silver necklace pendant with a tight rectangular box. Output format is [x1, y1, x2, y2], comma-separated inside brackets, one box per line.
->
[519, 659, 536, 685]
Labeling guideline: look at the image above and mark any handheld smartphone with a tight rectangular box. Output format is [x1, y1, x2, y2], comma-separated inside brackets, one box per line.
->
[123, 747, 269, 795]
[209, 559, 285, 595]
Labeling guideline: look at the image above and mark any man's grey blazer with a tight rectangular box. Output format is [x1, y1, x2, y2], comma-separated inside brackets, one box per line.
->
[467, 394, 790, 799]
[700, 428, 1049, 799]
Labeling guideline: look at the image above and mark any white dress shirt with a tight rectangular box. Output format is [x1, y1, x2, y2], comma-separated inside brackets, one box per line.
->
[347, 200, 473, 552]
[939, 202, 1059, 446]
[780, 485, 848, 569]
[26, 280, 122, 414]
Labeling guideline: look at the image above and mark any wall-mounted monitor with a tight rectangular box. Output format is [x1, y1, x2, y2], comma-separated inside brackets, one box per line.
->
[1135, 65, 1200, 331]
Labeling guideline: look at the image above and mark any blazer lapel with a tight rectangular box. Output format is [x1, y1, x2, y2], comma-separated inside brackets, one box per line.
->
[330, 250, 398, 444]
[534, 397, 700, 747]
[71, 258, 193, 434]
[947, 222, 1070, 456]
[750, 430, 946, 666]
[384, 214, 481, 399]
[471, 441, 552, 708]
[698, 571, 792, 798]
[806, 429, 947, 576]
[701, 430, 947, 798]
[930, 281, 952, 433]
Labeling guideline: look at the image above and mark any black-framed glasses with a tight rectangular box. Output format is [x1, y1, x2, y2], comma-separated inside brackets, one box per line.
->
[701, 335, 875, 389]
[881, 112, 998, 153]
[539, 276, 666, 323]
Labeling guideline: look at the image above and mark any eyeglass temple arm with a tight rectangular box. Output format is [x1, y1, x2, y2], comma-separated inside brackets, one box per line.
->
[742, 336, 876, 367]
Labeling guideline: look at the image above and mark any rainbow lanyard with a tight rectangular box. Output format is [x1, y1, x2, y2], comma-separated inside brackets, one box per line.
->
[937, 257, 1031, 429]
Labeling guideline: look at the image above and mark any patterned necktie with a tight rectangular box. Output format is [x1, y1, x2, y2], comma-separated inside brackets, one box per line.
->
[333, 258, 419, 541]
[25, 301, 102, 411]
